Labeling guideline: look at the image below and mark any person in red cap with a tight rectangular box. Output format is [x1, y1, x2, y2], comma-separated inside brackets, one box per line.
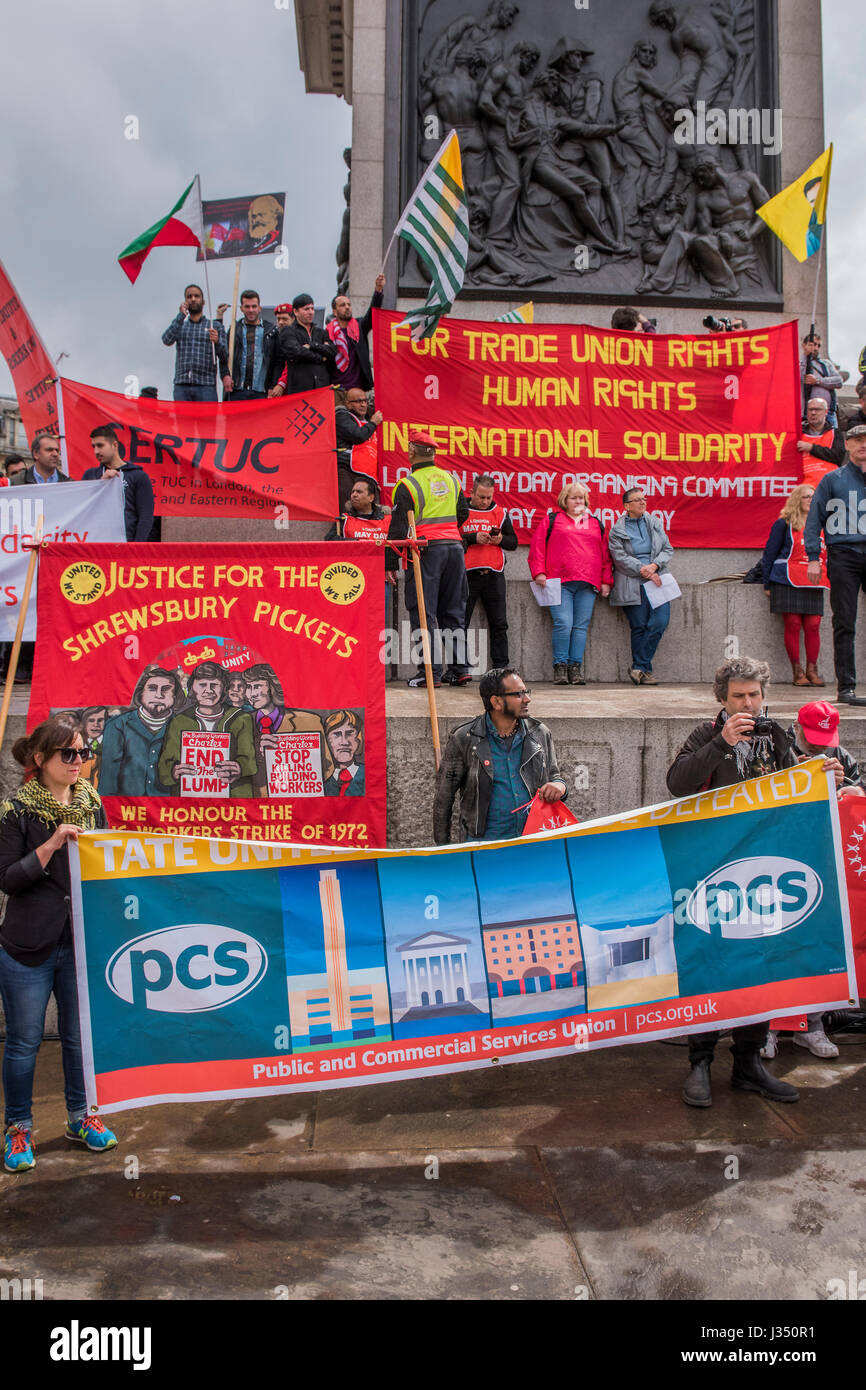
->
[760, 699, 863, 1061]
[388, 433, 470, 686]
[267, 305, 294, 397]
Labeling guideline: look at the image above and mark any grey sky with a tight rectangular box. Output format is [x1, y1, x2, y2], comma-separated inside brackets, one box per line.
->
[0, 0, 352, 401]
[0, 0, 861, 407]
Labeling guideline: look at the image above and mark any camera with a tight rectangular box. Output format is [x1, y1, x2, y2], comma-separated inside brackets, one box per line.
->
[703, 315, 733, 332]
[751, 708, 773, 737]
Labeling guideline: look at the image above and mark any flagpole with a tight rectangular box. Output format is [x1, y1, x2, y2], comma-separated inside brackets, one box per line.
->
[194, 174, 220, 385]
[808, 227, 825, 343]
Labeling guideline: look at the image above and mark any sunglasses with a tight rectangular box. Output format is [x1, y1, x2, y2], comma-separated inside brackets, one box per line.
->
[57, 746, 95, 764]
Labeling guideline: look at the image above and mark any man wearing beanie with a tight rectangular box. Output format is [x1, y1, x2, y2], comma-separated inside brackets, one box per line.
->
[279, 294, 336, 394]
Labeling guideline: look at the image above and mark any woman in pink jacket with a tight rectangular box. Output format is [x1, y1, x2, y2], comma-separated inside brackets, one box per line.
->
[529, 483, 613, 685]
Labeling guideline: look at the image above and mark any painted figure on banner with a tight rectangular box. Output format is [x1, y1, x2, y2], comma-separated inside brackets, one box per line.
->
[157, 661, 258, 799]
[323, 710, 365, 798]
[241, 663, 332, 798]
[99, 669, 185, 797]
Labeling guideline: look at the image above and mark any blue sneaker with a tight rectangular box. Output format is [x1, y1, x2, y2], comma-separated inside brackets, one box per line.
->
[4, 1123, 35, 1173]
[65, 1116, 117, 1152]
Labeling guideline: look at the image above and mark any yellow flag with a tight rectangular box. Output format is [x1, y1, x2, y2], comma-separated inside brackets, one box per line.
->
[494, 303, 534, 324]
[756, 145, 832, 262]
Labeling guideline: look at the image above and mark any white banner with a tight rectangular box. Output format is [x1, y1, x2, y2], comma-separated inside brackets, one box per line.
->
[0, 481, 126, 641]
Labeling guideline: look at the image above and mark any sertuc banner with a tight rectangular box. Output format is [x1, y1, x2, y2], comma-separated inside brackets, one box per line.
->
[69, 761, 855, 1114]
[30, 542, 385, 845]
[372, 310, 800, 546]
[59, 378, 337, 523]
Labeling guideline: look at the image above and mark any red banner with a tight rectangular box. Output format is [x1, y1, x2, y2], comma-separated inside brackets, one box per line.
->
[0, 257, 59, 443]
[59, 379, 337, 522]
[30, 542, 386, 846]
[840, 796, 866, 997]
[373, 311, 801, 546]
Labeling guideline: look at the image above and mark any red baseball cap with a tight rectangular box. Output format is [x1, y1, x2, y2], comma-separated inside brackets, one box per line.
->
[274, 303, 293, 316]
[797, 700, 840, 747]
[408, 429, 435, 446]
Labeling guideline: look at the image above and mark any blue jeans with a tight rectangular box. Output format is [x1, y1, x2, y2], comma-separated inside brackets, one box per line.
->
[551, 581, 597, 664]
[173, 383, 218, 402]
[624, 591, 670, 672]
[227, 388, 266, 401]
[0, 939, 86, 1129]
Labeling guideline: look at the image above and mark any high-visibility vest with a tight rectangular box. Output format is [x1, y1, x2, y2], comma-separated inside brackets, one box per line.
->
[462, 504, 506, 572]
[395, 465, 461, 541]
[800, 427, 838, 488]
[786, 526, 829, 588]
[342, 513, 389, 542]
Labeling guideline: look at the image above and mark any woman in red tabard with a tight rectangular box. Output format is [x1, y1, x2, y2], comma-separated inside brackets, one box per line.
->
[529, 483, 613, 685]
[761, 484, 829, 686]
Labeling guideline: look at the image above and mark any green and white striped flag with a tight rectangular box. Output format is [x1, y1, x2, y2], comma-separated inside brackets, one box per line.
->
[394, 131, 469, 341]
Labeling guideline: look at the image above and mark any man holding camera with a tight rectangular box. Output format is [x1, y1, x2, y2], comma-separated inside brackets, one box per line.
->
[667, 657, 799, 1108]
[801, 332, 842, 427]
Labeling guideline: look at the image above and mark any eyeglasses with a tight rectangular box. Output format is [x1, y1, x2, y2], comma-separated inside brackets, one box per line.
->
[501, 688, 531, 699]
[57, 746, 94, 764]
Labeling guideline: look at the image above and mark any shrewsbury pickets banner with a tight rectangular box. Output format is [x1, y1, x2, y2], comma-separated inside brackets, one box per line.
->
[30, 543, 385, 845]
[0, 481, 126, 641]
[59, 379, 337, 522]
[372, 311, 801, 546]
[68, 760, 856, 1113]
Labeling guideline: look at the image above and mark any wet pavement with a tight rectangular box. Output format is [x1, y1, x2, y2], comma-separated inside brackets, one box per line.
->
[2, 1033, 864, 1301]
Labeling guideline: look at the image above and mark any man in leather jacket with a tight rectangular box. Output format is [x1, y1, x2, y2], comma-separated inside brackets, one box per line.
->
[433, 667, 567, 843]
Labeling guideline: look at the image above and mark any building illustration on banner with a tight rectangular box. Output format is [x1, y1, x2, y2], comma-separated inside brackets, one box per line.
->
[473, 838, 589, 1023]
[379, 856, 491, 1037]
[566, 828, 680, 1010]
[283, 864, 392, 1051]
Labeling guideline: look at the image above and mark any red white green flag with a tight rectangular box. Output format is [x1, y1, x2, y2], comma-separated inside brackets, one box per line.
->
[118, 177, 204, 284]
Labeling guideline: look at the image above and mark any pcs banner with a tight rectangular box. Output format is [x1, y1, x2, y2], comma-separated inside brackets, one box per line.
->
[373, 311, 801, 546]
[60, 379, 337, 522]
[31, 542, 386, 845]
[69, 762, 856, 1113]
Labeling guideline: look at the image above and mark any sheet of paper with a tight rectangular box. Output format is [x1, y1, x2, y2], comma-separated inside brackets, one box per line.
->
[530, 578, 561, 607]
[643, 572, 682, 609]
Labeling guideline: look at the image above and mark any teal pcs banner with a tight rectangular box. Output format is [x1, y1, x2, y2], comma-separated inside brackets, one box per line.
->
[70, 761, 857, 1113]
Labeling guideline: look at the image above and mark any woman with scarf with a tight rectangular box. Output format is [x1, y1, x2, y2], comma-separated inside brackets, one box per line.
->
[0, 715, 117, 1172]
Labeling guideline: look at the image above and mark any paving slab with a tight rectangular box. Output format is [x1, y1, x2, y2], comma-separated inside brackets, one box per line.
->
[0, 1145, 587, 1302]
[542, 1138, 866, 1302]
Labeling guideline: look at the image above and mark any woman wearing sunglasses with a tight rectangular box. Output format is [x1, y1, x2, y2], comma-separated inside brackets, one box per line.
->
[0, 715, 117, 1172]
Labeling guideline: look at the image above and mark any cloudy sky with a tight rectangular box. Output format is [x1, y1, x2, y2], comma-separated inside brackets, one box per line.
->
[0, 0, 861, 407]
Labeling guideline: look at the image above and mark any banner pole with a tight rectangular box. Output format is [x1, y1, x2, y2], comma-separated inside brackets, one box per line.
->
[226, 258, 242, 396]
[0, 516, 43, 757]
[407, 510, 441, 770]
[194, 174, 219, 378]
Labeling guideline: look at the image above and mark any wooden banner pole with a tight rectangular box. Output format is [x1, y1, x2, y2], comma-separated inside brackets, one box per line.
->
[0, 517, 44, 757]
[407, 511, 441, 770]
[226, 257, 242, 395]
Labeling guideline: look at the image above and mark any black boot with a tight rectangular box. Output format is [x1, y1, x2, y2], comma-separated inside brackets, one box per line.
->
[568, 662, 585, 685]
[553, 663, 568, 685]
[731, 1050, 799, 1102]
[682, 1059, 712, 1107]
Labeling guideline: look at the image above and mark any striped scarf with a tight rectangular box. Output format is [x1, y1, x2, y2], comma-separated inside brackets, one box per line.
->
[327, 315, 359, 373]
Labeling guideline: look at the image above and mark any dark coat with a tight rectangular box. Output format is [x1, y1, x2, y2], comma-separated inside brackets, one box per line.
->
[279, 321, 337, 392]
[10, 466, 71, 485]
[81, 462, 154, 541]
[433, 712, 566, 844]
[785, 724, 862, 787]
[0, 793, 107, 965]
[667, 713, 797, 798]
